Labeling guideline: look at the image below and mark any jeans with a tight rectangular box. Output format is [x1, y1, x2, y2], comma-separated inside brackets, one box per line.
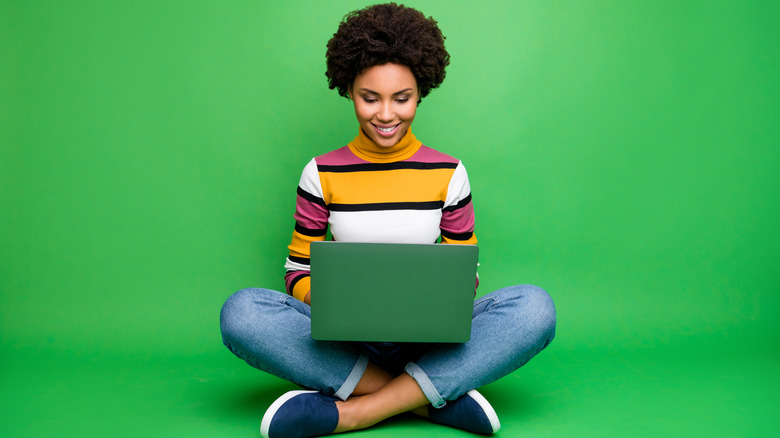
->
[220, 284, 556, 408]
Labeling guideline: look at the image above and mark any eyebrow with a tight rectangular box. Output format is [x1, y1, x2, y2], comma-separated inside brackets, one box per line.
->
[358, 88, 414, 96]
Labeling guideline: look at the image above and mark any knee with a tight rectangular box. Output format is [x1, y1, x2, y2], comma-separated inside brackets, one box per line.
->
[221, 287, 256, 320]
[520, 284, 556, 318]
[219, 288, 276, 342]
[503, 284, 557, 342]
[220, 288, 251, 341]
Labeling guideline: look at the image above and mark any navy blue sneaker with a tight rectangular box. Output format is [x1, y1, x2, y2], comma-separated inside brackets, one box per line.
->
[260, 390, 340, 438]
[428, 390, 501, 434]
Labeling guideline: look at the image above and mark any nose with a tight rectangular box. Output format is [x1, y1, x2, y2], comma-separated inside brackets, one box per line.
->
[377, 101, 394, 122]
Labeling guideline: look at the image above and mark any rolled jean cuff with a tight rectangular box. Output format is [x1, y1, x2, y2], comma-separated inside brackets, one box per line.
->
[333, 352, 369, 401]
[405, 362, 445, 408]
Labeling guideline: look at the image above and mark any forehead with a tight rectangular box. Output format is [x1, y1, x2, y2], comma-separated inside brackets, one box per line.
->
[353, 63, 418, 92]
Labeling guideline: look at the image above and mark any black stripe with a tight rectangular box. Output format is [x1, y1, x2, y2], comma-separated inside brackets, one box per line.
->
[318, 162, 458, 173]
[442, 193, 472, 212]
[297, 186, 326, 207]
[328, 200, 444, 212]
[440, 229, 474, 241]
[288, 273, 309, 293]
[288, 255, 310, 265]
[294, 223, 327, 237]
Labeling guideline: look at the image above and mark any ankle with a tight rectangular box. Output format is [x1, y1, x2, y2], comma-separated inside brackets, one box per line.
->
[335, 398, 381, 432]
[334, 400, 361, 432]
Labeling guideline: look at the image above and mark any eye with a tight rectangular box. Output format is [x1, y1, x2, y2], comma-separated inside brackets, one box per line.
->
[396, 98, 409, 103]
[361, 96, 377, 103]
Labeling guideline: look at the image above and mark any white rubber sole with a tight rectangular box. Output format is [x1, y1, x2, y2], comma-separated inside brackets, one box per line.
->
[466, 389, 501, 433]
[259, 390, 319, 438]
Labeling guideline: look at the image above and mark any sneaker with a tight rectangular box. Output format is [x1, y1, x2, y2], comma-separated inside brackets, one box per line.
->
[260, 390, 340, 438]
[428, 389, 501, 434]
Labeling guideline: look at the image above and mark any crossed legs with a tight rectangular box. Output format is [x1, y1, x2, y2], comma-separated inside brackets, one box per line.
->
[335, 364, 428, 432]
[220, 285, 556, 435]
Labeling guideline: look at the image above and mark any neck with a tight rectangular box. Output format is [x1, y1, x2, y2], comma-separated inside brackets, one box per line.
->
[348, 127, 422, 163]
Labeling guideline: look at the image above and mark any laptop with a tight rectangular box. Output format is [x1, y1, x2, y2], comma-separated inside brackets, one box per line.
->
[310, 241, 478, 343]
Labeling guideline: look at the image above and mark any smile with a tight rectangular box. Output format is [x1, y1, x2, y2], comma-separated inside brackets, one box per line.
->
[373, 123, 401, 136]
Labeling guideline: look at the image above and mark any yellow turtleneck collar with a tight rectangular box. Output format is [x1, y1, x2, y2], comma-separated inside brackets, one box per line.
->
[348, 127, 422, 163]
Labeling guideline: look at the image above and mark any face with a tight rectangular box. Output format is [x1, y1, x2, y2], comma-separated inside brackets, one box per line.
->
[349, 63, 420, 148]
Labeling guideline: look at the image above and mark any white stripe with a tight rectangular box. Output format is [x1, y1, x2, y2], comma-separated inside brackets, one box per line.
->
[284, 258, 310, 272]
[444, 161, 471, 208]
[298, 158, 324, 199]
[329, 209, 442, 244]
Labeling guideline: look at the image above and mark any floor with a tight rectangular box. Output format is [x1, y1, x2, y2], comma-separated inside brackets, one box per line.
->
[2, 332, 776, 437]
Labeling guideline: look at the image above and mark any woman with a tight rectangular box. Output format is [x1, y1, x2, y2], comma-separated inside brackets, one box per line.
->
[220, 4, 556, 437]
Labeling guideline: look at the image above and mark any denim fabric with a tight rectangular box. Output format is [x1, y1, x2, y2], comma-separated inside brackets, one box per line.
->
[220, 289, 368, 400]
[220, 284, 556, 407]
[406, 285, 556, 407]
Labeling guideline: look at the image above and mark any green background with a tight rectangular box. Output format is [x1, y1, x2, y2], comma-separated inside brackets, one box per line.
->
[2, 0, 778, 436]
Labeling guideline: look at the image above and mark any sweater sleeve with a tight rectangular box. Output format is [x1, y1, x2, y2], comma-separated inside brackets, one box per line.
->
[284, 158, 328, 301]
[440, 161, 478, 246]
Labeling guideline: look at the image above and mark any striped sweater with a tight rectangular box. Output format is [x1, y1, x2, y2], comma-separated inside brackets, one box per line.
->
[284, 127, 477, 302]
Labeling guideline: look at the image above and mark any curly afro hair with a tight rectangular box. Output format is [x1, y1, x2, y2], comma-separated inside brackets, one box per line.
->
[325, 3, 450, 101]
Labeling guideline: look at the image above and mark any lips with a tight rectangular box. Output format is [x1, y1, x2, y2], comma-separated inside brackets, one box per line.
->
[372, 123, 401, 137]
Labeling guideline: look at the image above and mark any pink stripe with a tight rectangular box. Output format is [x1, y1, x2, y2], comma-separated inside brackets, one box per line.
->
[294, 197, 329, 229]
[409, 146, 459, 164]
[316, 145, 459, 165]
[316, 146, 368, 166]
[440, 201, 475, 234]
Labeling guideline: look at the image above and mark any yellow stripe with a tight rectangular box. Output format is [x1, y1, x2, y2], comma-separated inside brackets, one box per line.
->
[441, 234, 478, 245]
[292, 276, 310, 302]
[321, 168, 455, 205]
[288, 230, 325, 259]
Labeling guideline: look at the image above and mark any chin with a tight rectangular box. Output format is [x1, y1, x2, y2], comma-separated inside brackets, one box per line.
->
[375, 137, 398, 148]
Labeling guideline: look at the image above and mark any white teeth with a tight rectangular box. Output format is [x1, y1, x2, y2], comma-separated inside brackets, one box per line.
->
[377, 125, 396, 132]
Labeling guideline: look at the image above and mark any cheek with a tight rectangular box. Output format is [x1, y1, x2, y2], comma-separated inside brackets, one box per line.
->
[401, 107, 417, 122]
[354, 103, 373, 122]
[353, 105, 367, 122]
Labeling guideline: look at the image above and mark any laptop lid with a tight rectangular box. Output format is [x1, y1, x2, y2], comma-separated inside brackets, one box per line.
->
[310, 241, 478, 343]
